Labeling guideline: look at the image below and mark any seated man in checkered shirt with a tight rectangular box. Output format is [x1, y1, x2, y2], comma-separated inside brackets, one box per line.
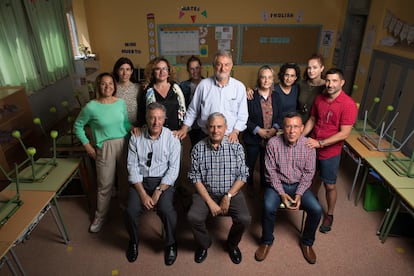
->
[187, 112, 251, 265]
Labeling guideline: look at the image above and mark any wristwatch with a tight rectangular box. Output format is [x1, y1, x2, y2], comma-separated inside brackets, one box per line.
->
[226, 192, 233, 199]
[318, 140, 325, 148]
[155, 186, 164, 194]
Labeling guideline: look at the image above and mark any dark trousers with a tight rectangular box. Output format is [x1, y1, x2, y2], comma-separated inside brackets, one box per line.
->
[124, 177, 177, 246]
[187, 192, 251, 249]
[245, 143, 266, 187]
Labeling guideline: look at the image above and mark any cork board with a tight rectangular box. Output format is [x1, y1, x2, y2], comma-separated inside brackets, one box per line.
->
[240, 25, 322, 64]
[158, 24, 238, 65]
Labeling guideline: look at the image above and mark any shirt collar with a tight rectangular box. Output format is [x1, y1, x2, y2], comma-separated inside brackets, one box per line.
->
[214, 76, 231, 88]
[207, 135, 228, 150]
[282, 135, 304, 147]
[322, 90, 345, 103]
[143, 127, 163, 140]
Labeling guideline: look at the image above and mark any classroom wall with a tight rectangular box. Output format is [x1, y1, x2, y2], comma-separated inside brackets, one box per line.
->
[74, 0, 348, 88]
[29, 76, 77, 132]
[352, 0, 414, 103]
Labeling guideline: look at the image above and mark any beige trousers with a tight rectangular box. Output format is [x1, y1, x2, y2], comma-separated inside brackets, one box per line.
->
[94, 137, 128, 220]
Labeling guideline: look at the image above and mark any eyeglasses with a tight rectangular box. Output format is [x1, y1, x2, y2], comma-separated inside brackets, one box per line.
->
[146, 152, 153, 167]
[154, 67, 169, 72]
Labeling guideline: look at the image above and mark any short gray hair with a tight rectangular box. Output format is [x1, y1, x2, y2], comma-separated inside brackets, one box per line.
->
[146, 102, 166, 119]
[213, 50, 233, 65]
[206, 112, 227, 126]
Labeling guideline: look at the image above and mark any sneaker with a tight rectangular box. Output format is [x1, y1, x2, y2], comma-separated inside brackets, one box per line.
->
[89, 217, 104, 233]
[319, 214, 333, 233]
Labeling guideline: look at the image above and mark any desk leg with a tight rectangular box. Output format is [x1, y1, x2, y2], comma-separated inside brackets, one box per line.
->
[348, 157, 362, 201]
[381, 199, 401, 243]
[50, 198, 70, 244]
[1, 255, 18, 276]
[9, 248, 26, 276]
[377, 207, 390, 236]
[379, 194, 397, 242]
[355, 166, 369, 206]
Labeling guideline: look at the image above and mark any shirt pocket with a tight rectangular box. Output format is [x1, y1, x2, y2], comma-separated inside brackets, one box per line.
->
[224, 92, 238, 113]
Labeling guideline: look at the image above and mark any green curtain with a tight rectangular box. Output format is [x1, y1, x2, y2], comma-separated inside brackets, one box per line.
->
[0, 0, 42, 91]
[0, 0, 74, 92]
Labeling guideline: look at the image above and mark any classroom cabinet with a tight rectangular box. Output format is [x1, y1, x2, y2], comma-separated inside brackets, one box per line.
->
[360, 50, 414, 155]
[0, 86, 34, 179]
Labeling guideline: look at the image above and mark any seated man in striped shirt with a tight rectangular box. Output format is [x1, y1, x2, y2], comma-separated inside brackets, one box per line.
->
[187, 112, 251, 265]
[255, 112, 322, 264]
[124, 102, 181, 265]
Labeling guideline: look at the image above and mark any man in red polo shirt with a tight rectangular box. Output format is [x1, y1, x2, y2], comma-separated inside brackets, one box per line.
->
[303, 68, 357, 233]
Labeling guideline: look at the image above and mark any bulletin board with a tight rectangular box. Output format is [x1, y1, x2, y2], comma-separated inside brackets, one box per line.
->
[240, 25, 322, 65]
[157, 24, 238, 65]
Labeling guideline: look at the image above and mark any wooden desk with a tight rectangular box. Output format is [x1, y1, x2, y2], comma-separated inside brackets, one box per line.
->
[5, 158, 81, 193]
[344, 131, 392, 201]
[0, 190, 55, 275]
[396, 189, 414, 209]
[379, 188, 414, 243]
[0, 240, 20, 276]
[362, 157, 414, 189]
[54, 145, 95, 197]
[0, 241, 10, 260]
[360, 157, 414, 243]
[5, 158, 82, 244]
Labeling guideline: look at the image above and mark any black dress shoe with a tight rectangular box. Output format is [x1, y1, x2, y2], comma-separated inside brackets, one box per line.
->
[164, 243, 177, 266]
[126, 241, 138, 263]
[228, 246, 242, 264]
[194, 248, 208, 263]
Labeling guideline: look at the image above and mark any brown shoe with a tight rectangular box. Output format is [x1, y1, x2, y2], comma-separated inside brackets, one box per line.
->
[254, 244, 272, 262]
[300, 244, 316, 264]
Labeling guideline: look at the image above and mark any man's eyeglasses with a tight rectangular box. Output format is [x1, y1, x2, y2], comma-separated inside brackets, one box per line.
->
[146, 152, 153, 167]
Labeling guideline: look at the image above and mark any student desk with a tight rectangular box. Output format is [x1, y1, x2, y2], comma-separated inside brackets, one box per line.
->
[357, 157, 414, 243]
[5, 158, 82, 244]
[0, 241, 20, 276]
[54, 145, 95, 199]
[0, 190, 55, 276]
[380, 189, 414, 242]
[343, 131, 393, 201]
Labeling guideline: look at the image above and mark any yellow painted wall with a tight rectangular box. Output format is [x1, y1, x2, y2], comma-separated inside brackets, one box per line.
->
[75, 0, 347, 87]
[352, 0, 414, 103]
[75, 0, 413, 97]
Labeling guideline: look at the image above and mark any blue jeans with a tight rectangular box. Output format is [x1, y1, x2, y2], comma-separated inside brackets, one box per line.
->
[261, 184, 322, 246]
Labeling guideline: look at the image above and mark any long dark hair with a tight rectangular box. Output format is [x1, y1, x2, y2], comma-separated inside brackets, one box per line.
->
[112, 57, 137, 83]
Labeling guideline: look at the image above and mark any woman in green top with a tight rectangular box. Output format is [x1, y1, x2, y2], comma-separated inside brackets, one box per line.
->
[74, 72, 131, 233]
[297, 54, 326, 124]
